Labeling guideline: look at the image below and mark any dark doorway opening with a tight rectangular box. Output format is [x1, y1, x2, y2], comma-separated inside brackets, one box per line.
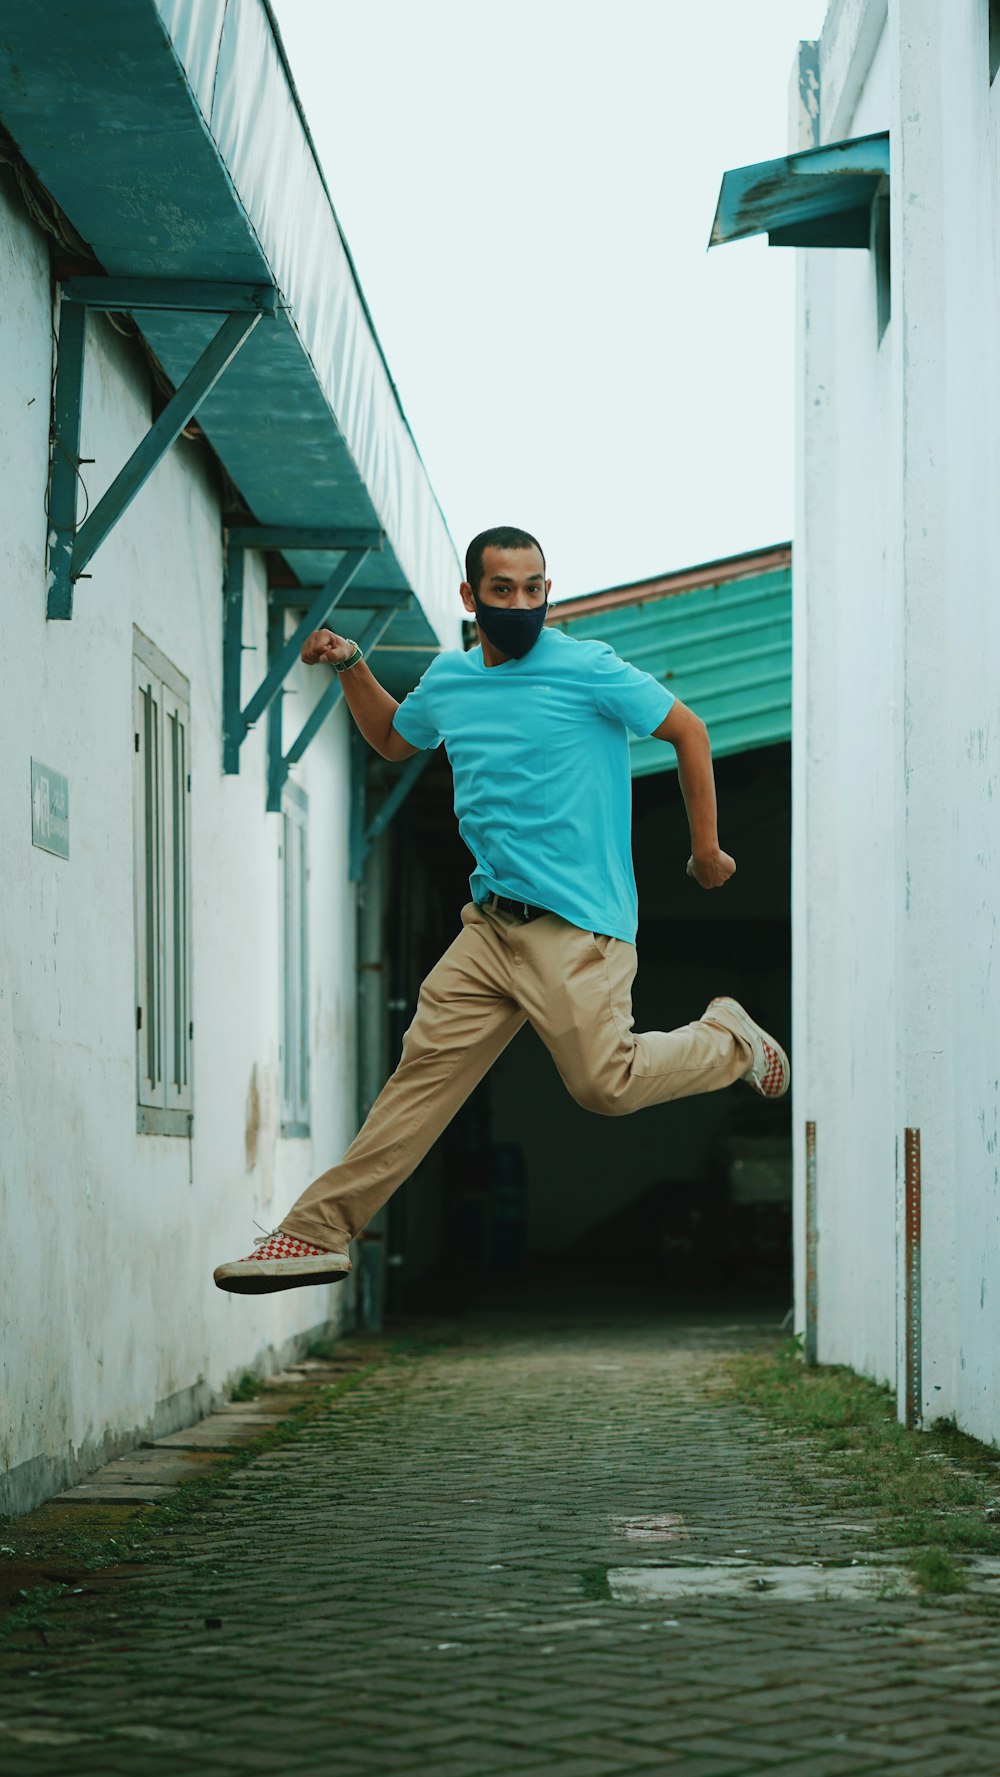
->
[385, 742, 791, 1317]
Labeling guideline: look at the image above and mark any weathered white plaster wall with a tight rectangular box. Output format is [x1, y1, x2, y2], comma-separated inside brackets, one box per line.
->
[0, 170, 363, 1513]
[932, 4, 1000, 1443]
[793, 21, 897, 1387]
[794, 0, 1000, 1441]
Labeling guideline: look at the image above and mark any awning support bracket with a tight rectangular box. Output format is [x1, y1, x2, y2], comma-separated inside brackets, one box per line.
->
[245, 551, 372, 735]
[268, 609, 397, 815]
[46, 278, 278, 620]
[222, 529, 394, 792]
[349, 733, 433, 881]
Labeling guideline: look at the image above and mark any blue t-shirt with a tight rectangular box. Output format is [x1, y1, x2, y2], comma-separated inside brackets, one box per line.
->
[392, 628, 674, 943]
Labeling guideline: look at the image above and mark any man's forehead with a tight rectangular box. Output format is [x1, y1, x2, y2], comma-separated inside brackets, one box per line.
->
[481, 546, 546, 579]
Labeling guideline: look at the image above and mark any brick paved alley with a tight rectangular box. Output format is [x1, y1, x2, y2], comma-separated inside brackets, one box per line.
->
[3, 1291, 1000, 1776]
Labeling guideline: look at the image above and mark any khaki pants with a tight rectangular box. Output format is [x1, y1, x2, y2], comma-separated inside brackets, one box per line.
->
[281, 901, 752, 1253]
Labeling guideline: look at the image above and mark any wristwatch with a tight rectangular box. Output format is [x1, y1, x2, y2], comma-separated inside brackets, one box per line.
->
[331, 641, 363, 673]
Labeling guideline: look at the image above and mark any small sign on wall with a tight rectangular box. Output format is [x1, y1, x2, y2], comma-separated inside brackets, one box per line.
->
[31, 759, 69, 859]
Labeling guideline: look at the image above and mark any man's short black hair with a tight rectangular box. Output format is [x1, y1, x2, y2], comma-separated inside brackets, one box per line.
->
[465, 526, 546, 593]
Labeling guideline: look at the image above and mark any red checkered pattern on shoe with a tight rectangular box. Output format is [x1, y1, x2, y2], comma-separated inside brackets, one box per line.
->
[759, 1043, 786, 1096]
[250, 1231, 329, 1262]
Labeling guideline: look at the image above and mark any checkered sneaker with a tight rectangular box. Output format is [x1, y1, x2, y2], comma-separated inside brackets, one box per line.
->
[250, 1231, 328, 1263]
[214, 1227, 351, 1295]
[705, 996, 790, 1100]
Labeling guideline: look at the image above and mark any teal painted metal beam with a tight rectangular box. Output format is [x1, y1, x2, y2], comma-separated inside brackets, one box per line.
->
[268, 611, 396, 814]
[268, 587, 414, 611]
[266, 598, 286, 817]
[282, 611, 395, 775]
[348, 727, 368, 882]
[228, 526, 383, 552]
[363, 749, 433, 854]
[61, 277, 278, 315]
[282, 674, 345, 774]
[47, 279, 276, 619]
[346, 614, 432, 873]
[224, 551, 391, 779]
[222, 544, 246, 775]
[47, 303, 265, 618]
[46, 298, 87, 620]
[242, 551, 370, 741]
[349, 740, 432, 881]
[72, 308, 263, 581]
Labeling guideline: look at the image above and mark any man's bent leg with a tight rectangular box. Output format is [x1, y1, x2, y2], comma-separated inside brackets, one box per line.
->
[281, 905, 526, 1250]
[515, 917, 752, 1116]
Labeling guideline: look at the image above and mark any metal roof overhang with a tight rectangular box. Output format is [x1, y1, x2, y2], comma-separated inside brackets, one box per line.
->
[709, 132, 890, 249]
[550, 546, 791, 780]
[0, 0, 462, 692]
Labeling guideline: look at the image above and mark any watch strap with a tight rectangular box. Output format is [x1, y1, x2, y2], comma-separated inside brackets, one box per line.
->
[331, 643, 363, 673]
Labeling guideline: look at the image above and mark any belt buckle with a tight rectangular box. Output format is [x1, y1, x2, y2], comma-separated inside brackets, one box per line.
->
[490, 892, 531, 922]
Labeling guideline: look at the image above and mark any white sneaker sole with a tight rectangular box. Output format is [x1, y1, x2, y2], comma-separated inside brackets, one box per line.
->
[213, 1255, 352, 1295]
[706, 995, 790, 1099]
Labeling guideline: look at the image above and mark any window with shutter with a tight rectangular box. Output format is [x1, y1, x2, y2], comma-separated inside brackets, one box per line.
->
[133, 630, 193, 1135]
[280, 784, 310, 1137]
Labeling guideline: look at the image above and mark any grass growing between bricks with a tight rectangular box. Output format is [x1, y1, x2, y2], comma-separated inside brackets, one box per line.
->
[227, 1371, 263, 1402]
[721, 1339, 1000, 1597]
[0, 1333, 448, 1643]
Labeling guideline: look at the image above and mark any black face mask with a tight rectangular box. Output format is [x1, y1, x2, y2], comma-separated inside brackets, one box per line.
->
[473, 594, 548, 659]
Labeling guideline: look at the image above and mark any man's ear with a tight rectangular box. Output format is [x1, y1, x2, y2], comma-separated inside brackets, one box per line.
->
[459, 580, 477, 615]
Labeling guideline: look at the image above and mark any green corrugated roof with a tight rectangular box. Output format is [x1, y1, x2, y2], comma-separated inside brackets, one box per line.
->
[550, 551, 791, 778]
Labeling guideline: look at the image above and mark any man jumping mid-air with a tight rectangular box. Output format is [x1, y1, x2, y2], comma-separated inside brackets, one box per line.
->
[214, 525, 789, 1294]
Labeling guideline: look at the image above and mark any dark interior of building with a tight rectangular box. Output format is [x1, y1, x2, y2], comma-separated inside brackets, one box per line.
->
[375, 740, 791, 1319]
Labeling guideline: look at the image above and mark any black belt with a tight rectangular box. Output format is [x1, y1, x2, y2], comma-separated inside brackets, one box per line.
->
[485, 892, 548, 923]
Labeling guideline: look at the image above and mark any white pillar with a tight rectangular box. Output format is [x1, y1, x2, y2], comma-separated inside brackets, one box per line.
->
[791, 39, 842, 1353]
[890, 0, 955, 1424]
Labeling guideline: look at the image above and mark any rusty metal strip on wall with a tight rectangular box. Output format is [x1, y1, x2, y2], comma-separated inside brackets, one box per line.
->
[805, 1121, 818, 1366]
[904, 1127, 922, 1430]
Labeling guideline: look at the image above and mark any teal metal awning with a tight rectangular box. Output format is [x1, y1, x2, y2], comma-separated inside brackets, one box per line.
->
[549, 545, 791, 779]
[710, 132, 889, 250]
[0, 0, 462, 695]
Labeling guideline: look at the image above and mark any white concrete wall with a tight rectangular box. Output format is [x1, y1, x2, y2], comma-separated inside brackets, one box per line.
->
[0, 169, 364, 1514]
[794, 1, 1000, 1442]
[793, 19, 898, 1386]
[931, 3, 1000, 1443]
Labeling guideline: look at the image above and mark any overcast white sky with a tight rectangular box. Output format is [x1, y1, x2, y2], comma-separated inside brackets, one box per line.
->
[271, 0, 828, 601]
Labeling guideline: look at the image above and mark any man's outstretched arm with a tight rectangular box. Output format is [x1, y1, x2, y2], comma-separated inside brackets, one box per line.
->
[652, 699, 736, 890]
[301, 627, 420, 761]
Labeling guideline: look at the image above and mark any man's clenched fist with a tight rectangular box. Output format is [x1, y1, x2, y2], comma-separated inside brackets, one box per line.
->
[686, 849, 737, 890]
[301, 627, 355, 666]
